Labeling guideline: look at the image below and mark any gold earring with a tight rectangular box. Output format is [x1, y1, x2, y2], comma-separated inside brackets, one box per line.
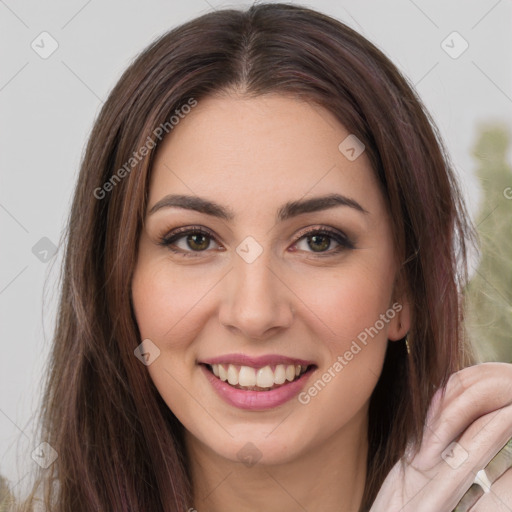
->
[405, 334, 411, 355]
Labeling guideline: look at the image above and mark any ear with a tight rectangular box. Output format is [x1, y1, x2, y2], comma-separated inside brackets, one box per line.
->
[387, 274, 411, 341]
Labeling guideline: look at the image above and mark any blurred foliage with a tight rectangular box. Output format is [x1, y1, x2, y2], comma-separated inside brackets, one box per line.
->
[0, 475, 15, 511]
[465, 123, 512, 363]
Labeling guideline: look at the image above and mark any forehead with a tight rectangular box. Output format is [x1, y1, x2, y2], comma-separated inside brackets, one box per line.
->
[148, 93, 383, 217]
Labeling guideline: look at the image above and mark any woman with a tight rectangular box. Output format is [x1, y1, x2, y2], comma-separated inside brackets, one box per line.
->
[15, 3, 512, 511]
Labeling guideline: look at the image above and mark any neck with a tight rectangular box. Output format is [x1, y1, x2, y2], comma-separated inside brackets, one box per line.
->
[184, 407, 369, 512]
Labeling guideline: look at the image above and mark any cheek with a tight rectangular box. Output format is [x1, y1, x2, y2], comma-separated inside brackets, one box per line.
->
[131, 260, 210, 348]
[321, 280, 390, 378]
[290, 249, 396, 410]
[294, 268, 393, 433]
[131, 262, 205, 410]
[295, 257, 396, 346]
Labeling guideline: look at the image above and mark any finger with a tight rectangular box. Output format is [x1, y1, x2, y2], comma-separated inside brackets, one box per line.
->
[415, 364, 512, 469]
[376, 366, 512, 512]
[452, 439, 512, 512]
[431, 407, 512, 510]
[429, 363, 512, 427]
[400, 407, 512, 512]
[430, 364, 512, 439]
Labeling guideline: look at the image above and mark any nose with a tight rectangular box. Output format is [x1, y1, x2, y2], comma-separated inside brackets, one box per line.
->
[218, 248, 294, 341]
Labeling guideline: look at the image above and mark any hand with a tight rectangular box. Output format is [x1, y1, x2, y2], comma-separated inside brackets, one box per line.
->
[369, 362, 512, 512]
[454, 438, 512, 511]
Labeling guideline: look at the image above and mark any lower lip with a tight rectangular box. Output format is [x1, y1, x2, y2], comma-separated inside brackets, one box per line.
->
[200, 364, 315, 411]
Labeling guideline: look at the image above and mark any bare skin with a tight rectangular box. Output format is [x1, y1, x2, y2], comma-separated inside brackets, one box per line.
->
[131, 93, 512, 511]
[371, 363, 512, 511]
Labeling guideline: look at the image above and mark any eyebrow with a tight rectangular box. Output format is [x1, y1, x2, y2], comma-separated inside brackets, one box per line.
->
[148, 193, 368, 221]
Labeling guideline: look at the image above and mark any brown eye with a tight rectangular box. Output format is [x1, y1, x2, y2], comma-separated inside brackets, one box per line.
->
[185, 232, 210, 251]
[158, 227, 221, 257]
[307, 234, 332, 252]
[293, 227, 354, 255]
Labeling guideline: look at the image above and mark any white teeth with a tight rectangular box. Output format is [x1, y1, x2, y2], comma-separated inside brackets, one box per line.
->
[218, 364, 227, 381]
[238, 365, 257, 387]
[274, 364, 286, 385]
[256, 366, 275, 388]
[285, 365, 296, 382]
[209, 363, 307, 388]
[227, 364, 239, 385]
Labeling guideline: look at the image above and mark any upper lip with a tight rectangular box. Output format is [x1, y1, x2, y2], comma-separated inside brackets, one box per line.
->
[200, 353, 316, 368]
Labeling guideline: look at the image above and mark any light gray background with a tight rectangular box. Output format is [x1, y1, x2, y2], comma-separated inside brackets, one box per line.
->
[1, 0, 511, 496]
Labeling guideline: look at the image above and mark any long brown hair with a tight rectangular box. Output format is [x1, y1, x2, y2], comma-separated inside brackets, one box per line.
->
[16, 3, 475, 511]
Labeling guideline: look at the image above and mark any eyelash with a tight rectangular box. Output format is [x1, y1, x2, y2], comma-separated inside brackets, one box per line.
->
[157, 225, 355, 258]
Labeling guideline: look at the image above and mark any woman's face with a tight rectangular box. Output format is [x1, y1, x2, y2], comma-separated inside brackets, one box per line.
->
[131, 93, 409, 466]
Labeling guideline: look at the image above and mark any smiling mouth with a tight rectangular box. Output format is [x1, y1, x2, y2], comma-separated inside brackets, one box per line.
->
[202, 363, 316, 391]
